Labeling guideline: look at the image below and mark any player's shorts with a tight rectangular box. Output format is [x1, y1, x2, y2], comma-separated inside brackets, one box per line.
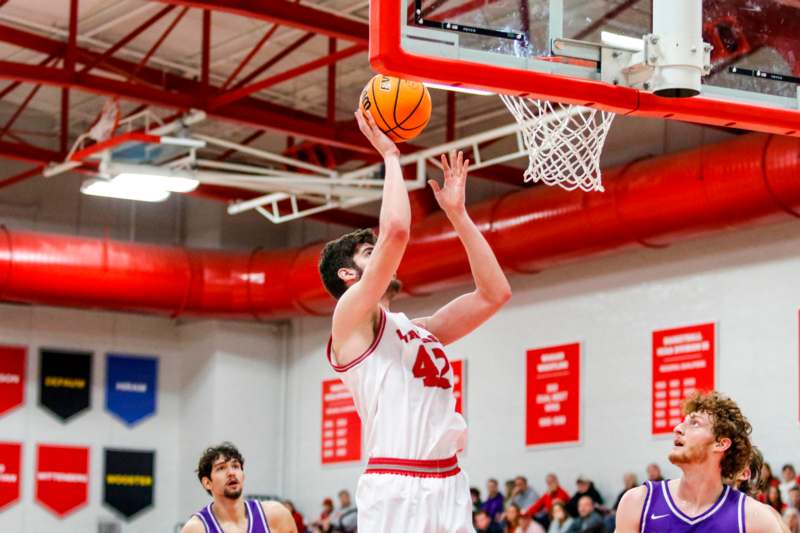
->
[355, 455, 474, 533]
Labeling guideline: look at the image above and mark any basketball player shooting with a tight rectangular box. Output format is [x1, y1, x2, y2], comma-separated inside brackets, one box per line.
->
[615, 391, 784, 532]
[317, 110, 511, 532]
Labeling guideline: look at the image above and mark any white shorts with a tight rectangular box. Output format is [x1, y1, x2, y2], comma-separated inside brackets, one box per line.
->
[355, 455, 474, 533]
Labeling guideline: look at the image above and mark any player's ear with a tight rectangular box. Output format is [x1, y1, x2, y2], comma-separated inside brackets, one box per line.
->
[338, 267, 358, 284]
[202, 476, 212, 492]
[715, 437, 732, 452]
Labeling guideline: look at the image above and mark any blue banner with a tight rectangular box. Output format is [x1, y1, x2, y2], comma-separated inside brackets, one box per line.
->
[106, 354, 158, 426]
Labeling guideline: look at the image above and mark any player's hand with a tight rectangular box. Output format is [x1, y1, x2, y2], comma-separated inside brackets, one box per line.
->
[428, 150, 468, 217]
[355, 109, 399, 159]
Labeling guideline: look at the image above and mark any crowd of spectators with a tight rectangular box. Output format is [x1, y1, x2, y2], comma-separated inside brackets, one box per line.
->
[282, 460, 800, 532]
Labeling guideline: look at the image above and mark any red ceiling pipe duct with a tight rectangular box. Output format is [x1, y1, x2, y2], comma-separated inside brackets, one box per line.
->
[0, 133, 798, 320]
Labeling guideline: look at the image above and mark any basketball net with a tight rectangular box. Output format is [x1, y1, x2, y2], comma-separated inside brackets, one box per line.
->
[88, 98, 121, 143]
[499, 95, 614, 192]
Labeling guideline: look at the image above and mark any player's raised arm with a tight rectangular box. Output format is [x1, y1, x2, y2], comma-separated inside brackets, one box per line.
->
[413, 151, 511, 345]
[331, 111, 411, 360]
[613, 485, 647, 533]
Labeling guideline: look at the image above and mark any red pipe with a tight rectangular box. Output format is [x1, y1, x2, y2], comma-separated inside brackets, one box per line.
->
[0, 133, 798, 320]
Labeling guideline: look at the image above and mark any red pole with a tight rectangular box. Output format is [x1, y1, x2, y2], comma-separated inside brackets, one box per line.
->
[327, 38, 337, 123]
[202, 9, 211, 92]
[446, 92, 456, 142]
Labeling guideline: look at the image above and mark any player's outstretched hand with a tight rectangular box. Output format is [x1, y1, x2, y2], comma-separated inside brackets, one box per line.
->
[355, 109, 399, 158]
[428, 150, 468, 217]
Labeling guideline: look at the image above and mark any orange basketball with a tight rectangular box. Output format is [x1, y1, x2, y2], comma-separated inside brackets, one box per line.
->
[359, 75, 432, 143]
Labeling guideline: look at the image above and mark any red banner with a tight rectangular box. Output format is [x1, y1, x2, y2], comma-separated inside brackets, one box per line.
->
[652, 323, 715, 435]
[0, 345, 25, 417]
[0, 442, 22, 511]
[321, 379, 361, 464]
[526, 343, 581, 446]
[36, 444, 89, 517]
[452, 359, 464, 415]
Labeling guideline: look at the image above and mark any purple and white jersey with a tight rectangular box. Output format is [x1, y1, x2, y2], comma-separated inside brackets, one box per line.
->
[640, 480, 745, 532]
[194, 499, 271, 533]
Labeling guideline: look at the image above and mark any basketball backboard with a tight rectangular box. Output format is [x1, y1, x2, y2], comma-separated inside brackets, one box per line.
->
[371, 0, 800, 135]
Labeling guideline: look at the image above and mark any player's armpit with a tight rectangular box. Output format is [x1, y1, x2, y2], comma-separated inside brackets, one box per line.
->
[263, 501, 299, 533]
[745, 497, 787, 533]
[614, 486, 647, 533]
[179, 516, 205, 533]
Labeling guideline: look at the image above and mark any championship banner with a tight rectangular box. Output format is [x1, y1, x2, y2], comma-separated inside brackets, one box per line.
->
[39, 349, 92, 421]
[0, 345, 25, 417]
[321, 379, 361, 464]
[0, 442, 22, 511]
[452, 359, 465, 415]
[526, 343, 581, 447]
[106, 354, 158, 426]
[652, 323, 715, 435]
[36, 444, 89, 517]
[103, 448, 155, 520]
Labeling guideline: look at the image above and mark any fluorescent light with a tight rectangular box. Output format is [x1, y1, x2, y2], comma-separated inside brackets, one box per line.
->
[81, 179, 170, 202]
[423, 82, 494, 96]
[113, 172, 199, 193]
[104, 163, 200, 193]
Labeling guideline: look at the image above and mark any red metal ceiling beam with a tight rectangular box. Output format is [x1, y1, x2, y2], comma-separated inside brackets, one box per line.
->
[327, 38, 337, 123]
[211, 43, 365, 109]
[0, 25, 372, 153]
[230, 32, 315, 90]
[221, 24, 279, 90]
[201, 9, 211, 92]
[78, 5, 176, 76]
[133, 6, 189, 79]
[0, 165, 44, 190]
[1, 83, 43, 141]
[0, 140, 63, 164]
[151, 0, 369, 44]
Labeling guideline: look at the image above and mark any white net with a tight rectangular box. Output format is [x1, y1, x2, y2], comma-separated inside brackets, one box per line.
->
[499, 95, 615, 192]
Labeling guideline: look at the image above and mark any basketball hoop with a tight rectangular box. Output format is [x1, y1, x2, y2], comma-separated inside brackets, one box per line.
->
[499, 96, 614, 193]
[88, 98, 120, 143]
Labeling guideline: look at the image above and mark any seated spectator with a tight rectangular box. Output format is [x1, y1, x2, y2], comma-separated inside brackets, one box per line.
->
[472, 486, 483, 513]
[505, 479, 517, 504]
[782, 465, 798, 502]
[788, 486, 800, 511]
[763, 463, 781, 489]
[612, 473, 638, 511]
[784, 508, 799, 533]
[768, 485, 787, 513]
[283, 500, 305, 533]
[646, 463, 664, 482]
[475, 509, 504, 533]
[502, 503, 522, 533]
[512, 476, 540, 512]
[329, 490, 356, 533]
[310, 497, 334, 532]
[525, 473, 570, 521]
[575, 495, 607, 533]
[517, 511, 546, 533]
[547, 501, 577, 533]
[482, 478, 506, 524]
[566, 476, 604, 517]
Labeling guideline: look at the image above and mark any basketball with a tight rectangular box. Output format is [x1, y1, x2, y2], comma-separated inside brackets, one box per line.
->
[359, 74, 432, 143]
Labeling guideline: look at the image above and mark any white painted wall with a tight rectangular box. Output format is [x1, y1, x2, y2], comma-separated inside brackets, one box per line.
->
[0, 306, 285, 533]
[284, 219, 800, 517]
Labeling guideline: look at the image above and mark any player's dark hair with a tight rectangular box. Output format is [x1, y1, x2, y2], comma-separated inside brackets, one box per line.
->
[196, 442, 244, 495]
[737, 446, 764, 496]
[319, 228, 376, 299]
[683, 391, 753, 481]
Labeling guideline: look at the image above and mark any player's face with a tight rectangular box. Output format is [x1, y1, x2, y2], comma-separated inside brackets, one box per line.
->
[351, 243, 402, 295]
[669, 411, 718, 467]
[205, 456, 244, 500]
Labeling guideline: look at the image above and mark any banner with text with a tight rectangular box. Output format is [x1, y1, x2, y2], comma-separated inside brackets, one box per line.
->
[452, 360, 465, 415]
[39, 349, 92, 422]
[652, 323, 715, 435]
[0, 345, 25, 417]
[0, 442, 22, 511]
[106, 354, 158, 426]
[321, 379, 361, 464]
[36, 444, 89, 517]
[103, 448, 155, 520]
[526, 343, 581, 447]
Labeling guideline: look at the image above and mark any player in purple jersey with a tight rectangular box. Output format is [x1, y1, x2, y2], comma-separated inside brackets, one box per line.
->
[616, 391, 784, 533]
[181, 443, 296, 533]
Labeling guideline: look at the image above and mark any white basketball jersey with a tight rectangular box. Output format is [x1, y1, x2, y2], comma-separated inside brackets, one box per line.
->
[327, 307, 467, 459]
